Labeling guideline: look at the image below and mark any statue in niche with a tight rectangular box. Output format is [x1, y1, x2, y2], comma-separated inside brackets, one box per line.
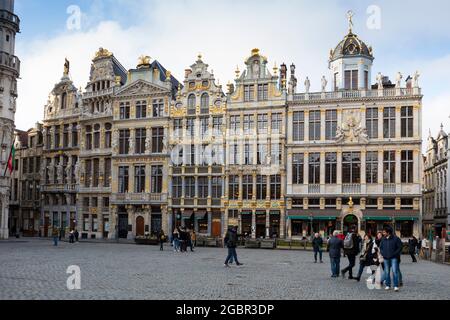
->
[253, 60, 260, 78]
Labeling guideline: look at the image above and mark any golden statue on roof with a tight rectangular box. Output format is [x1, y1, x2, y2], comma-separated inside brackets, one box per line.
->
[138, 55, 151, 66]
[95, 47, 112, 59]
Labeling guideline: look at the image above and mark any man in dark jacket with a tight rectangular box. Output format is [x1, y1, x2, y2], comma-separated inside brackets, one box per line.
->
[380, 226, 403, 291]
[327, 231, 344, 277]
[224, 226, 243, 267]
[408, 236, 418, 262]
[312, 233, 324, 263]
[341, 228, 361, 279]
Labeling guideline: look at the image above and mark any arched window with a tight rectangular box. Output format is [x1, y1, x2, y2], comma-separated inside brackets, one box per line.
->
[94, 124, 101, 149]
[187, 94, 196, 115]
[61, 92, 67, 109]
[200, 93, 209, 113]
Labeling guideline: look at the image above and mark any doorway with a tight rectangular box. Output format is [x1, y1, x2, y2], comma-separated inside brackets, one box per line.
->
[256, 213, 266, 239]
[136, 216, 145, 237]
[118, 214, 128, 239]
[343, 214, 359, 235]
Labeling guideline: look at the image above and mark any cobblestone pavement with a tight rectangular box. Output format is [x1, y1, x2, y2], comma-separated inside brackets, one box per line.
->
[1, 239, 449, 300]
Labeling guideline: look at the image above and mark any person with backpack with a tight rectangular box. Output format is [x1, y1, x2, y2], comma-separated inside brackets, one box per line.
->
[379, 226, 403, 292]
[327, 230, 344, 277]
[312, 233, 324, 263]
[224, 226, 243, 267]
[341, 227, 361, 279]
[158, 230, 166, 251]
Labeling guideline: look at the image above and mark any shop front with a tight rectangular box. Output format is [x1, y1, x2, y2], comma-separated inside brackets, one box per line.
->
[362, 210, 420, 238]
[287, 210, 340, 239]
[240, 211, 252, 237]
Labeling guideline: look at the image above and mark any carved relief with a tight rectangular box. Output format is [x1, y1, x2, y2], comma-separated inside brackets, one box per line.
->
[336, 109, 369, 144]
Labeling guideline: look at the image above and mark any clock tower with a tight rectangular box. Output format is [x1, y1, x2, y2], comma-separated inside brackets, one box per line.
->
[0, 0, 20, 239]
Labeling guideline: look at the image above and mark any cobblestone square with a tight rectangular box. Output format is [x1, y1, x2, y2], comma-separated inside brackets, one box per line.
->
[0, 239, 449, 300]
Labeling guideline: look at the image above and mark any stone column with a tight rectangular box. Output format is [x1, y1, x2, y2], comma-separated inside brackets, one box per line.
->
[320, 151, 325, 186]
[361, 151, 367, 184]
[337, 151, 342, 185]
[127, 206, 134, 240]
[207, 211, 212, 236]
[251, 210, 256, 239]
[395, 106, 401, 139]
[304, 111, 310, 142]
[378, 150, 384, 184]
[378, 107, 384, 139]
[304, 152, 309, 185]
[320, 110, 326, 142]
[265, 209, 270, 238]
[395, 150, 401, 186]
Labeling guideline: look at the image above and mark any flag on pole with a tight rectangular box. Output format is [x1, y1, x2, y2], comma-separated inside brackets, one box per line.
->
[4, 144, 15, 176]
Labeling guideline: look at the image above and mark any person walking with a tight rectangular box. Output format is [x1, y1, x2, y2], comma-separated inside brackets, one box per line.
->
[408, 236, 418, 262]
[187, 230, 194, 252]
[74, 229, 79, 242]
[191, 230, 197, 249]
[69, 230, 75, 244]
[158, 230, 166, 251]
[52, 227, 59, 246]
[341, 227, 361, 279]
[312, 233, 324, 263]
[379, 226, 403, 292]
[172, 228, 180, 252]
[327, 230, 344, 277]
[354, 234, 375, 282]
[224, 226, 243, 267]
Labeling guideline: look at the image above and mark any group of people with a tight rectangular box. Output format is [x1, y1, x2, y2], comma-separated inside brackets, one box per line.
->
[326, 225, 407, 292]
[51, 227, 79, 246]
[171, 227, 196, 253]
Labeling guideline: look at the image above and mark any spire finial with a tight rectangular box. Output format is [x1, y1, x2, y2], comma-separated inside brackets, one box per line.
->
[347, 10, 354, 33]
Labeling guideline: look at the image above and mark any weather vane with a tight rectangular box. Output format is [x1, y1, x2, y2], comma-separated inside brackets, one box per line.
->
[347, 10, 354, 33]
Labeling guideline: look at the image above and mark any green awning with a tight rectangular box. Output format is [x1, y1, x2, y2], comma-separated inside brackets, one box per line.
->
[314, 217, 337, 221]
[364, 217, 392, 221]
[395, 217, 418, 221]
[241, 211, 252, 215]
[288, 216, 309, 220]
[255, 211, 266, 215]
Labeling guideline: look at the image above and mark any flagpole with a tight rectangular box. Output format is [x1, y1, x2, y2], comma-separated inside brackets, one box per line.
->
[3, 144, 13, 177]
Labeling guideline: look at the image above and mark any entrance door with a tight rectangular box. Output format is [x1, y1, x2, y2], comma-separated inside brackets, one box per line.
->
[256, 214, 266, 239]
[212, 219, 221, 237]
[44, 217, 49, 238]
[343, 214, 359, 235]
[118, 214, 128, 239]
[136, 216, 145, 237]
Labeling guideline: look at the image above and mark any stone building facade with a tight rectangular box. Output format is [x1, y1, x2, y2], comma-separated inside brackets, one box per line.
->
[110, 56, 179, 239]
[224, 49, 287, 239]
[78, 48, 126, 240]
[285, 25, 423, 239]
[423, 125, 448, 240]
[40, 66, 81, 238]
[168, 55, 227, 237]
[0, 0, 20, 239]
[9, 124, 43, 237]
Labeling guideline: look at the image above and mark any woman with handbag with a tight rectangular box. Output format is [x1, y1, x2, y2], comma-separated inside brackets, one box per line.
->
[354, 234, 375, 282]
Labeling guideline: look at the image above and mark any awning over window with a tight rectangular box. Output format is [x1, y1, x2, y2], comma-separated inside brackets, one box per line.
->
[362, 210, 420, 221]
[287, 209, 340, 220]
[182, 210, 193, 219]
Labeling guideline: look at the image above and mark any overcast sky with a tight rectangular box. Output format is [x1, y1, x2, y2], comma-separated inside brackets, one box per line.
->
[13, 0, 450, 149]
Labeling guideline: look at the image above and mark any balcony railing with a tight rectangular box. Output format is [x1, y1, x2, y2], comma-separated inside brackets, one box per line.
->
[342, 184, 361, 194]
[113, 193, 167, 203]
[0, 51, 20, 74]
[0, 9, 20, 30]
[292, 88, 421, 102]
[308, 184, 320, 194]
[383, 183, 396, 194]
[82, 87, 115, 99]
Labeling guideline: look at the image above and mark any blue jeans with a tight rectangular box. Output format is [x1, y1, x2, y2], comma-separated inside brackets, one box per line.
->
[225, 247, 239, 265]
[330, 257, 340, 276]
[53, 236, 58, 246]
[383, 258, 400, 288]
[314, 249, 323, 262]
[173, 239, 180, 251]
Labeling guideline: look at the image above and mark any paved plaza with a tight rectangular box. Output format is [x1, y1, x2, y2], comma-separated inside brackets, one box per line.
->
[0, 239, 449, 300]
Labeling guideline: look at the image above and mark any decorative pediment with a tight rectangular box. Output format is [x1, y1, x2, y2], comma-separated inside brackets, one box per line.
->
[336, 109, 369, 144]
[115, 80, 169, 97]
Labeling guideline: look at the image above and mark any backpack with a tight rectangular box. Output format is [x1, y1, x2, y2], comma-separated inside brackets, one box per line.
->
[344, 233, 354, 249]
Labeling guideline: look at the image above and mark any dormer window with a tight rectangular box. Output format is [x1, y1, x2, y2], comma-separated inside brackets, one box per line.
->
[344, 70, 358, 90]
[61, 92, 67, 109]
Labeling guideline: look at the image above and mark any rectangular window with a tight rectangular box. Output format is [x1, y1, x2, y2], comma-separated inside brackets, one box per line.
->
[186, 118, 194, 137]
[244, 85, 255, 102]
[271, 113, 282, 134]
[293, 111, 305, 141]
[401, 150, 413, 183]
[366, 151, 378, 184]
[93, 159, 99, 187]
[136, 100, 147, 119]
[229, 175, 239, 200]
[342, 152, 361, 184]
[229, 142, 239, 165]
[63, 124, 69, 148]
[309, 111, 321, 141]
[257, 114, 268, 134]
[243, 114, 254, 134]
[152, 99, 164, 118]
[134, 165, 145, 193]
[119, 129, 130, 154]
[242, 175, 253, 200]
[257, 84, 268, 101]
[120, 102, 130, 119]
[244, 140, 252, 165]
[270, 175, 281, 200]
[54, 126, 60, 149]
[174, 119, 183, 137]
[401, 106, 413, 138]
[344, 70, 358, 90]
[383, 151, 396, 184]
[257, 143, 267, 165]
[72, 124, 78, 147]
[118, 166, 129, 193]
[135, 128, 146, 154]
[292, 154, 304, 185]
[256, 175, 267, 200]
[212, 117, 223, 133]
[325, 152, 337, 184]
[152, 127, 164, 153]
[172, 177, 182, 198]
[200, 117, 209, 138]
[151, 165, 163, 193]
[364, 71, 369, 89]
[309, 153, 320, 184]
[325, 110, 337, 140]
[366, 108, 378, 139]
[198, 177, 209, 199]
[229, 115, 240, 134]
[271, 143, 282, 166]
[104, 158, 111, 187]
[185, 177, 195, 198]
[212, 177, 223, 199]
[383, 107, 396, 139]
[93, 129, 100, 149]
